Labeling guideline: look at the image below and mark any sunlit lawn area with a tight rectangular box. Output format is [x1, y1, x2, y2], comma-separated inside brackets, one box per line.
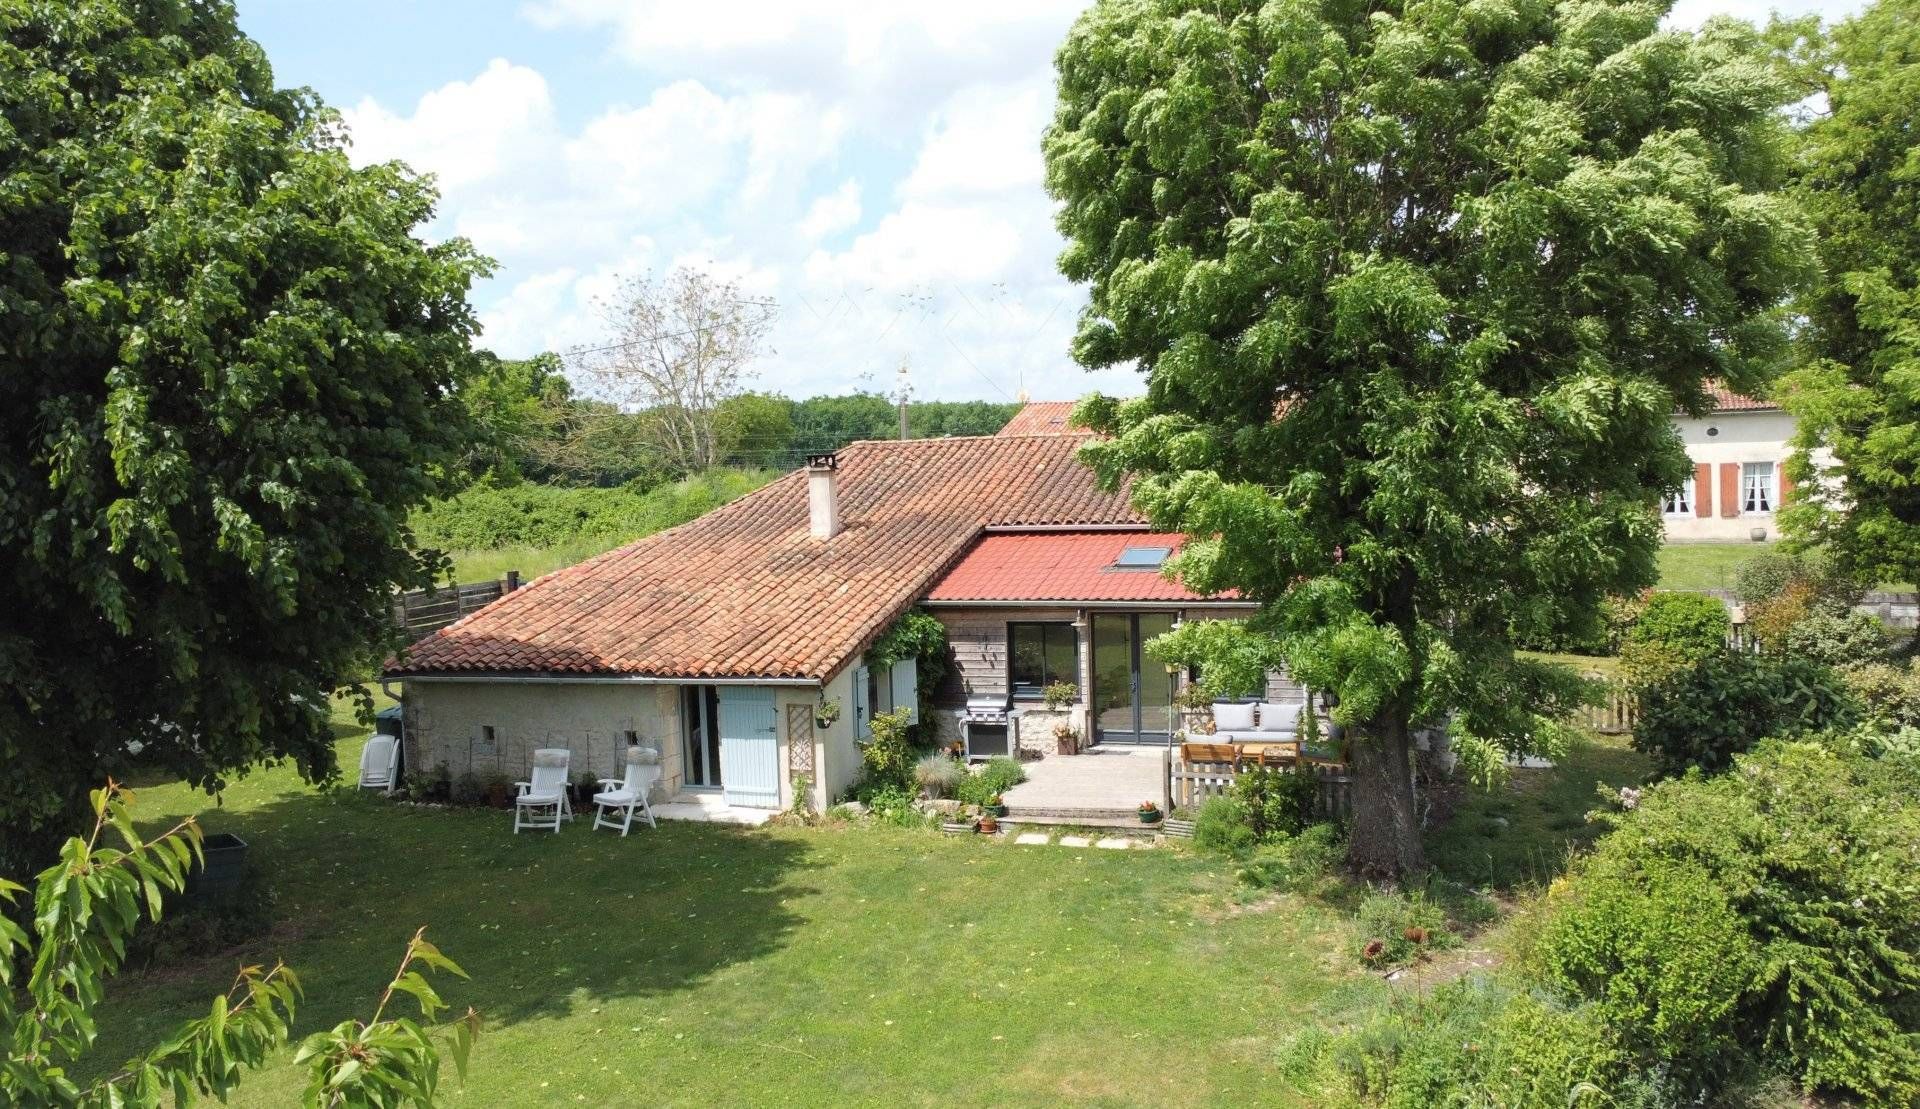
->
[1656, 540, 1775, 590]
[442, 535, 631, 585]
[86, 694, 1652, 1105]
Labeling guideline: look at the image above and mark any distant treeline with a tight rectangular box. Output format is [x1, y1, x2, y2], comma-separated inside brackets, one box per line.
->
[456, 352, 1022, 490]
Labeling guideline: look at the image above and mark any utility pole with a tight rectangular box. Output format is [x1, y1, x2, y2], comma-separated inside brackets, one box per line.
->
[895, 360, 912, 441]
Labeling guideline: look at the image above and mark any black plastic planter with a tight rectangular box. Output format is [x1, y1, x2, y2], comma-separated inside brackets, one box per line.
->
[186, 833, 249, 903]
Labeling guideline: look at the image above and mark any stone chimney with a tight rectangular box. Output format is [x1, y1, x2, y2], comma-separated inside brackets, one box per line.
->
[805, 452, 841, 539]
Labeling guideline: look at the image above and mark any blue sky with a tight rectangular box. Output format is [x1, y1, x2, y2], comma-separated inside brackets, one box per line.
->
[236, 0, 1863, 403]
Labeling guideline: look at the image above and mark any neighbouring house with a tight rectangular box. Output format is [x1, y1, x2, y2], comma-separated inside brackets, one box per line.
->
[1667, 383, 1824, 542]
[387, 427, 1265, 817]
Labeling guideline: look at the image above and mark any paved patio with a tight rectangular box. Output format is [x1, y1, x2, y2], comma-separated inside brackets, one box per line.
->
[1000, 745, 1168, 824]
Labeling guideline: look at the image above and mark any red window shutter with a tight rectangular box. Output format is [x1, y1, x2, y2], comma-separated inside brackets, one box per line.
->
[1778, 464, 1794, 505]
[1720, 463, 1741, 517]
[1694, 462, 1713, 517]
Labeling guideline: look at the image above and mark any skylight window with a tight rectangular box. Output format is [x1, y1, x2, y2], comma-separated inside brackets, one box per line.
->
[1113, 545, 1173, 569]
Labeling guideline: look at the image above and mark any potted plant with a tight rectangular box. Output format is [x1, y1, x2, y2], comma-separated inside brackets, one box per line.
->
[978, 811, 1000, 834]
[815, 697, 842, 729]
[941, 807, 978, 835]
[1052, 721, 1081, 756]
[482, 771, 513, 809]
[985, 793, 1007, 818]
[1137, 800, 1163, 825]
[1041, 680, 1077, 712]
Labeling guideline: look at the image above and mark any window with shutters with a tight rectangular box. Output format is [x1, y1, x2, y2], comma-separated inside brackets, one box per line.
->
[1741, 462, 1776, 513]
[1663, 476, 1693, 516]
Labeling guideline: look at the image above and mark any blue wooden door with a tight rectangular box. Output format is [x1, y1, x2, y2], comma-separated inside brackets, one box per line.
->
[717, 687, 780, 808]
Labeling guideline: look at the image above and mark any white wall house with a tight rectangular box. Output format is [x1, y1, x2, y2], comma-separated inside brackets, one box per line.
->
[1662, 388, 1831, 543]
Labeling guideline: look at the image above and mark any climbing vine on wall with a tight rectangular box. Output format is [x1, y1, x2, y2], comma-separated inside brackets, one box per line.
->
[865, 609, 950, 707]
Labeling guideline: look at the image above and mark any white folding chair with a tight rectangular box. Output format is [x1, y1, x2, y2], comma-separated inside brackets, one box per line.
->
[592, 747, 660, 836]
[358, 734, 400, 794]
[514, 748, 573, 834]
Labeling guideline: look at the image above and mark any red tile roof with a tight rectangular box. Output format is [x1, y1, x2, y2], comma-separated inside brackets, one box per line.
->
[996, 401, 1082, 436]
[1703, 382, 1776, 412]
[388, 435, 1142, 682]
[926, 532, 1238, 604]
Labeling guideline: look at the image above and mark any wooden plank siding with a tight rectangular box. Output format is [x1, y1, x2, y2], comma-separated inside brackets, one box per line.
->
[931, 607, 1080, 706]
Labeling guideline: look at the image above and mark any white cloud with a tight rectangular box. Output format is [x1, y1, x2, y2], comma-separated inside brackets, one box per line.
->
[342, 59, 553, 189]
[902, 80, 1052, 200]
[799, 180, 862, 241]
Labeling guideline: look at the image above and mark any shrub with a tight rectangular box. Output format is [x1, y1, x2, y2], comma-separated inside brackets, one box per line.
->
[860, 707, 917, 790]
[912, 753, 965, 799]
[1353, 890, 1456, 968]
[411, 470, 772, 552]
[1619, 592, 1729, 684]
[449, 769, 483, 807]
[1192, 796, 1257, 856]
[1230, 765, 1320, 841]
[1297, 977, 1644, 1109]
[1841, 660, 1920, 729]
[955, 756, 1025, 806]
[1733, 549, 1805, 604]
[1781, 606, 1890, 667]
[1237, 824, 1342, 894]
[1633, 652, 1859, 776]
[1534, 741, 1920, 1103]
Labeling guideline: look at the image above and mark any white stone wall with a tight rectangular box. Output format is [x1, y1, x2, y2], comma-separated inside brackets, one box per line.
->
[402, 680, 682, 800]
[811, 665, 862, 807]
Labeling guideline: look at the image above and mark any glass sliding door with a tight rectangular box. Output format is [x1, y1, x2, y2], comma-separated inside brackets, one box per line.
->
[681, 685, 722, 788]
[1091, 613, 1178, 744]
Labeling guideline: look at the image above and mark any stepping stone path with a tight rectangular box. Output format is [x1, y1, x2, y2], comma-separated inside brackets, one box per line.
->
[1002, 831, 1155, 850]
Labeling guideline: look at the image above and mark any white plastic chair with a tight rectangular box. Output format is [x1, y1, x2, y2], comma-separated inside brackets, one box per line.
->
[592, 747, 660, 836]
[514, 748, 573, 834]
[358, 734, 400, 794]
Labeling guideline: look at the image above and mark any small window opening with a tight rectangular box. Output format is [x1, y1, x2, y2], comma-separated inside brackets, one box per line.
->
[1113, 545, 1173, 569]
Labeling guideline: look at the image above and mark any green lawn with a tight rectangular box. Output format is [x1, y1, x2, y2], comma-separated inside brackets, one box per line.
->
[1426, 731, 1650, 891]
[85, 698, 1644, 1105]
[1656, 540, 1774, 591]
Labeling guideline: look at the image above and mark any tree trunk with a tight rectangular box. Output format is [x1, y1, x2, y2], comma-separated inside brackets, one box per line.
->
[1345, 710, 1424, 880]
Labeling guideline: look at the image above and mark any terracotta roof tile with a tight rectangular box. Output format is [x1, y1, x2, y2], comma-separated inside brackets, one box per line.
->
[996, 401, 1081, 436]
[926, 532, 1238, 603]
[388, 435, 1140, 682]
[1702, 382, 1776, 412]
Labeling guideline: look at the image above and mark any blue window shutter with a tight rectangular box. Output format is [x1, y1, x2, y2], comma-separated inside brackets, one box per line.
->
[891, 657, 918, 725]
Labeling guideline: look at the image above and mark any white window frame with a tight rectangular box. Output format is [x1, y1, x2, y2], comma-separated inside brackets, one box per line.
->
[1662, 475, 1694, 517]
[1741, 461, 1777, 514]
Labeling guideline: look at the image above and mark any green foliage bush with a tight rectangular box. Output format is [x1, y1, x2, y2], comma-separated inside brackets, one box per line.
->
[1733, 550, 1807, 604]
[1842, 660, 1920, 729]
[859, 707, 917, 790]
[412, 470, 772, 553]
[1235, 824, 1343, 895]
[1780, 606, 1890, 667]
[1619, 592, 1730, 684]
[1633, 652, 1859, 776]
[1535, 741, 1920, 1104]
[865, 609, 951, 728]
[1296, 977, 1645, 1109]
[1192, 796, 1257, 856]
[1353, 890, 1456, 969]
[955, 757, 1025, 806]
[1232, 765, 1320, 842]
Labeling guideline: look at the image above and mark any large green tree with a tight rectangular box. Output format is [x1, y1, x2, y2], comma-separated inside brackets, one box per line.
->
[1777, 0, 1920, 589]
[0, 0, 488, 872]
[1045, 0, 1809, 875]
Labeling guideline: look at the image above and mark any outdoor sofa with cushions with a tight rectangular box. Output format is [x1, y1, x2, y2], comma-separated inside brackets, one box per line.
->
[1209, 701, 1302, 743]
[1208, 701, 1344, 763]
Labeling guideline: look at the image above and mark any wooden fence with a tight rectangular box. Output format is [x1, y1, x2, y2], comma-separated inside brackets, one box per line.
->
[392, 572, 520, 638]
[1168, 758, 1352, 821]
[1574, 676, 1638, 735]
